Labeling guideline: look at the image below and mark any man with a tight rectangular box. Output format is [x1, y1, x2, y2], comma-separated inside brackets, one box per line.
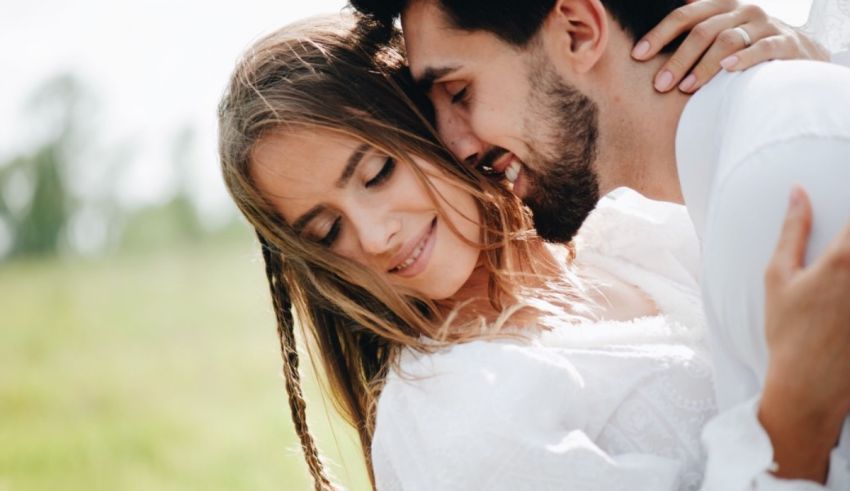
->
[350, 0, 850, 488]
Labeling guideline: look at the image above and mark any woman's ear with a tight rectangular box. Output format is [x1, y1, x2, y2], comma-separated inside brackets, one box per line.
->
[542, 0, 608, 74]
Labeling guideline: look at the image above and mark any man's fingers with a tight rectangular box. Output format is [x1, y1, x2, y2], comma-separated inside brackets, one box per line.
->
[821, 219, 850, 274]
[633, 0, 738, 61]
[766, 186, 813, 286]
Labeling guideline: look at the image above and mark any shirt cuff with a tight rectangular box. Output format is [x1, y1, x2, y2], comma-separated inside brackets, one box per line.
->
[701, 395, 836, 490]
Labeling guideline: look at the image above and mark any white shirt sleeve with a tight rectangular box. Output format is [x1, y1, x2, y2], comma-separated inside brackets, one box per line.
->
[371, 341, 683, 491]
[697, 136, 850, 490]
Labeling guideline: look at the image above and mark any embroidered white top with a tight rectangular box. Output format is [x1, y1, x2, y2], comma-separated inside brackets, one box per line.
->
[371, 191, 721, 491]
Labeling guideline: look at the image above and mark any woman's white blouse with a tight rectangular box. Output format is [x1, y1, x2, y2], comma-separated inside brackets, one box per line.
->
[371, 190, 722, 490]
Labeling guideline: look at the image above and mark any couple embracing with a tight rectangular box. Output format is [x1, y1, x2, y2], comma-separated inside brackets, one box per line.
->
[218, 0, 850, 489]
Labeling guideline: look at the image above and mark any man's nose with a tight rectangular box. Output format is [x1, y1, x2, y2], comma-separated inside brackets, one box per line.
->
[435, 104, 485, 166]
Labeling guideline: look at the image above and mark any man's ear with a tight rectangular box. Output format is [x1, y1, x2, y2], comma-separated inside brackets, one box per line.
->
[542, 0, 608, 74]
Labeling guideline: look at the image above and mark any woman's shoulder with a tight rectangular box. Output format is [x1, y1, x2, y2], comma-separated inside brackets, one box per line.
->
[371, 339, 591, 488]
[577, 187, 697, 259]
[383, 338, 584, 404]
[375, 338, 587, 432]
[573, 187, 702, 291]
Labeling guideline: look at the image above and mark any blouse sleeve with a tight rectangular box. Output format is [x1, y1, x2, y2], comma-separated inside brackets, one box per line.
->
[700, 396, 850, 491]
[371, 341, 683, 491]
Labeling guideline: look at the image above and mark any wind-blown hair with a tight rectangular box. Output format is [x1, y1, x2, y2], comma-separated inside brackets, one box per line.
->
[218, 14, 566, 490]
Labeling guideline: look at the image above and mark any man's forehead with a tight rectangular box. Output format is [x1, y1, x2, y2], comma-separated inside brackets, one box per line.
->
[400, 0, 461, 79]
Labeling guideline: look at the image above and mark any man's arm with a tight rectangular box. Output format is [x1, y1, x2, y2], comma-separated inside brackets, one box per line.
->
[761, 186, 850, 481]
[701, 137, 850, 485]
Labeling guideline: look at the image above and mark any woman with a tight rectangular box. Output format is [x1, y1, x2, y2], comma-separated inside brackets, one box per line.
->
[217, 5, 845, 490]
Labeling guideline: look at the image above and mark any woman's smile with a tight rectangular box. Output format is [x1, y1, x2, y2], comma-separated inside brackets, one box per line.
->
[389, 217, 438, 277]
[251, 128, 482, 300]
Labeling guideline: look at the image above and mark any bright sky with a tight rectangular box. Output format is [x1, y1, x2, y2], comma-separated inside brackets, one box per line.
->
[0, 0, 812, 224]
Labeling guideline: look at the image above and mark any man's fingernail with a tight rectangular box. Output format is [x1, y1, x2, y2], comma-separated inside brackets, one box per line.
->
[720, 55, 739, 70]
[654, 70, 674, 92]
[789, 186, 803, 209]
[679, 74, 697, 92]
[632, 40, 650, 58]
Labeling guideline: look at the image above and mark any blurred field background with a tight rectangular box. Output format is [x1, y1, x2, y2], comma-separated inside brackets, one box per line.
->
[0, 1, 809, 490]
[0, 236, 370, 490]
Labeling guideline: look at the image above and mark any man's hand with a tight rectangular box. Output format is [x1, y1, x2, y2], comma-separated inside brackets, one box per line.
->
[759, 185, 850, 482]
[633, 0, 831, 93]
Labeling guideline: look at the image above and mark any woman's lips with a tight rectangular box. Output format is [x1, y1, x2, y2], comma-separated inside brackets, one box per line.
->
[388, 218, 437, 278]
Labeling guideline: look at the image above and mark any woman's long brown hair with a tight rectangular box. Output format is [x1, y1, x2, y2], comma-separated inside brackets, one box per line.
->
[219, 13, 571, 490]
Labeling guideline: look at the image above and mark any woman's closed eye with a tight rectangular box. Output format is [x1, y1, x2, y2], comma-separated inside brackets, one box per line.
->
[318, 217, 341, 247]
[365, 156, 396, 188]
[314, 156, 396, 247]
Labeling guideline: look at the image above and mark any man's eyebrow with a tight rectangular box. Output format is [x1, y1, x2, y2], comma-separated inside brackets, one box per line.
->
[292, 204, 325, 234]
[336, 143, 370, 188]
[416, 65, 460, 93]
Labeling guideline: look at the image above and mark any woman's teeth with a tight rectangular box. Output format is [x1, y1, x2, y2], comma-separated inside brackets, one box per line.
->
[391, 229, 430, 273]
[505, 161, 521, 183]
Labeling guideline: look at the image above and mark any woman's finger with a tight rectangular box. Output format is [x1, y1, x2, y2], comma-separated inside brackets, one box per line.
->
[765, 186, 812, 287]
[633, 0, 739, 61]
[721, 35, 808, 72]
[677, 20, 776, 92]
[652, 10, 746, 92]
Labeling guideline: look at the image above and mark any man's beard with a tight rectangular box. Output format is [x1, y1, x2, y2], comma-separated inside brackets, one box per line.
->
[521, 60, 600, 243]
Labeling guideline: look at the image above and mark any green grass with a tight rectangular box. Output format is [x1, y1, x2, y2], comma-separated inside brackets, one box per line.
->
[0, 240, 370, 491]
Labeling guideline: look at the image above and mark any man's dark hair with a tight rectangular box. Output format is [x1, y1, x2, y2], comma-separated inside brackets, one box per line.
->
[350, 0, 687, 50]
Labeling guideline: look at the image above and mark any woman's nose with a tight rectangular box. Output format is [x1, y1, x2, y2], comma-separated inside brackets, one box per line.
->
[351, 207, 402, 258]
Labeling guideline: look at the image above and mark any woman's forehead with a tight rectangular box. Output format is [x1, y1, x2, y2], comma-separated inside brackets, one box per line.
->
[251, 128, 364, 223]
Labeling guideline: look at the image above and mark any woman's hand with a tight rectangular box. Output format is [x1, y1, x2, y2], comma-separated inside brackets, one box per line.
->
[633, 0, 831, 93]
[759, 186, 850, 482]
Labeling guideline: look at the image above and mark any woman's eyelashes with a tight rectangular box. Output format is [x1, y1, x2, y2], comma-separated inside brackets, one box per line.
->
[318, 217, 341, 247]
[317, 156, 396, 247]
[365, 156, 396, 188]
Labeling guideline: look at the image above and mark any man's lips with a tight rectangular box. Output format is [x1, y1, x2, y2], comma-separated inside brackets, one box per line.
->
[491, 151, 514, 174]
[387, 218, 436, 273]
[472, 148, 527, 192]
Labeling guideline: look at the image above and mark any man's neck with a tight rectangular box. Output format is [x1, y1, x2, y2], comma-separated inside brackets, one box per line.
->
[589, 42, 690, 204]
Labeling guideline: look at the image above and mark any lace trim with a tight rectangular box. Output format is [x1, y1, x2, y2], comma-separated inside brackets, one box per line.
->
[805, 0, 850, 53]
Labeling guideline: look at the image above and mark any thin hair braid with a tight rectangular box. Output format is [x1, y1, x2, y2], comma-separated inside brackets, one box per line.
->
[258, 232, 336, 490]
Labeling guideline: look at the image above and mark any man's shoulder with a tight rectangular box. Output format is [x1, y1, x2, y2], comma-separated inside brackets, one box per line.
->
[733, 60, 850, 102]
[711, 60, 850, 155]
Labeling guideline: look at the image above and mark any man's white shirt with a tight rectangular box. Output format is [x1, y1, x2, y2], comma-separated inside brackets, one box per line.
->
[675, 60, 850, 489]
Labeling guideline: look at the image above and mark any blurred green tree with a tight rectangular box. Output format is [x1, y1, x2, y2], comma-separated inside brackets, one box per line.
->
[118, 125, 208, 252]
[0, 74, 86, 257]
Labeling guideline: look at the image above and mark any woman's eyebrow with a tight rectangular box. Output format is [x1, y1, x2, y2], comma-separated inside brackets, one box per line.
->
[292, 204, 326, 234]
[335, 143, 370, 188]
